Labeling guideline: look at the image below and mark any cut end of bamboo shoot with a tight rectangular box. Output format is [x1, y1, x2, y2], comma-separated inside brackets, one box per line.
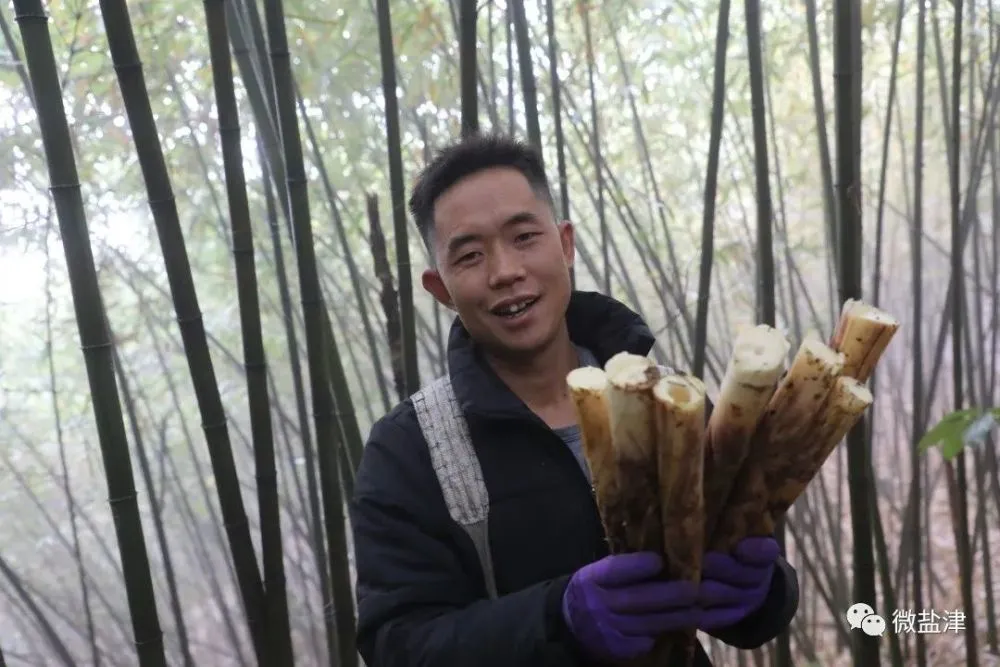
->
[567, 365, 609, 393]
[652, 374, 707, 409]
[605, 351, 651, 379]
[726, 325, 792, 387]
[831, 375, 874, 413]
[606, 353, 660, 387]
[830, 300, 901, 382]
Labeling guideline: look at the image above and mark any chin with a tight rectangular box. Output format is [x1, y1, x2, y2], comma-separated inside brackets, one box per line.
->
[489, 323, 560, 360]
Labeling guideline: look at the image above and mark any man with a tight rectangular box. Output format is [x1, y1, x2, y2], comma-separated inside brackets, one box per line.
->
[349, 133, 799, 666]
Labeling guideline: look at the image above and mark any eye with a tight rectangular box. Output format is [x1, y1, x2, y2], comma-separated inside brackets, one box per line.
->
[515, 232, 540, 244]
[456, 251, 481, 265]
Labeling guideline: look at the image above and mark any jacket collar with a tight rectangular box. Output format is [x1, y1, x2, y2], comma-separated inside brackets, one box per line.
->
[445, 290, 656, 419]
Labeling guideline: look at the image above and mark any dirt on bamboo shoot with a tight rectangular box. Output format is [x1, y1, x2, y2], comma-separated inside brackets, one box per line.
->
[765, 375, 873, 522]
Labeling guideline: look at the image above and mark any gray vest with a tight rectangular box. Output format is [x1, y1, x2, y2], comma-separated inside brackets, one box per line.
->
[412, 375, 500, 599]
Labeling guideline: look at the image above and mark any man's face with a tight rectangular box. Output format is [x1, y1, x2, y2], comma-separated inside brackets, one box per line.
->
[421, 166, 575, 359]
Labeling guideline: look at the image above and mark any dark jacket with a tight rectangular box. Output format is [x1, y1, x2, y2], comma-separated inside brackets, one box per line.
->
[350, 291, 799, 666]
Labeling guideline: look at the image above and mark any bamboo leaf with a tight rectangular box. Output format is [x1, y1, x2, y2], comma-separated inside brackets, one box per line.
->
[918, 407, 1000, 460]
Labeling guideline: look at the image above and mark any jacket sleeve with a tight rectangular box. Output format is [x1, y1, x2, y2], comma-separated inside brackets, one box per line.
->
[707, 556, 800, 649]
[350, 414, 586, 667]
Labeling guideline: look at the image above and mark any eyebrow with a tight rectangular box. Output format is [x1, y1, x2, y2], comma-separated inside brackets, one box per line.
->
[445, 211, 538, 257]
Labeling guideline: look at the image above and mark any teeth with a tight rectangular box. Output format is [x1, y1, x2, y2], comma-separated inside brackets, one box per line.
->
[498, 299, 534, 316]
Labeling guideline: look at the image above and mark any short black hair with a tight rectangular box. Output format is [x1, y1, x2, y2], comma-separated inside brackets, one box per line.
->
[408, 133, 554, 257]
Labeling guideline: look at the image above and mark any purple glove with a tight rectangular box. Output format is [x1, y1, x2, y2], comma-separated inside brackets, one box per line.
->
[562, 552, 699, 662]
[698, 536, 780, 631]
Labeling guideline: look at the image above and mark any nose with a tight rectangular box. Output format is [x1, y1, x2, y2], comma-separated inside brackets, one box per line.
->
[486, 245, 526, 289]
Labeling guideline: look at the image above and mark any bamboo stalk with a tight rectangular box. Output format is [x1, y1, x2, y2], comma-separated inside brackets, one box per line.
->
[830, 299, 901, 382]
[263, 0, 358, 661]
[703, 325, 789, 541]
[711, 335, 845, 551]
[203, 0, 294, 660]
[12, 3, 167, 664]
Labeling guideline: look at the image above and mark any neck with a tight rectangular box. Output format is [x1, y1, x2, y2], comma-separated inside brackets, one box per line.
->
[484, 325, 579, 413]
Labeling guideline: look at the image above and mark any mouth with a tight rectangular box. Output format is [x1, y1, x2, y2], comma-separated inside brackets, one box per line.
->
[490, 296, 540, 320]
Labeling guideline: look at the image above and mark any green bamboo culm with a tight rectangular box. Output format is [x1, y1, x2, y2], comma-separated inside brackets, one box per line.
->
[111, 334, 195, 667]
[10, 3, 167, 666]
[93, 0, 268, 662]
[259, 138, 338, 664]
[374, 0, 420, 397]
[202, 0, 295, 664]
[262, 0, 359, 664]
[0, 552, 76, 666]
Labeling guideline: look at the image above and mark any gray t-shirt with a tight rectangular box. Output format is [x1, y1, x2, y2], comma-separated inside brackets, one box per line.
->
[553, 346, 601, 481]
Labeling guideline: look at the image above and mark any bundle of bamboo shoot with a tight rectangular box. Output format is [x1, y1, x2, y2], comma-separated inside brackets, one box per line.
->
[564, 298, 899, 664]
[568, 354, 707, 566]
[567, 354, 708, 665]
[710, 301, 900, 550]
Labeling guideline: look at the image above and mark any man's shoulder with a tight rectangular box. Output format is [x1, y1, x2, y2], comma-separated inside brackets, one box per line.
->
[366, 395, 422, 451]
[360, 374, 458, 479]
[368, 374, 454, 441]
[353, 377, 459, 517]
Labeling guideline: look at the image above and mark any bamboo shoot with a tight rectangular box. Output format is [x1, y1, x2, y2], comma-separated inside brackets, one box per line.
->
[604, 354, 662, 554]
[766, 376, 873, 522]
[702, 325, 789, 541]
[654, 374, 708, 581]
[626, 375, 707, 667]
[567, 366, 618, 537]
[710, 336, 845, 550]
[830, 299, 900, 382]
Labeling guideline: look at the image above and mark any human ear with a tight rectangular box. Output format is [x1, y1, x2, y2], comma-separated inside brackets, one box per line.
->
[422, 269, 456, 310]
[557, 221, 575, 268]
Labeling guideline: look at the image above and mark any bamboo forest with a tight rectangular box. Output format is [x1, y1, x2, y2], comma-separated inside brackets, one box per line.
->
[0, 0, 998, 665]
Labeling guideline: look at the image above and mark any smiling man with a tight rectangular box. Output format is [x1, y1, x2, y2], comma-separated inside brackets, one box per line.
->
[349, 134, 799, 666]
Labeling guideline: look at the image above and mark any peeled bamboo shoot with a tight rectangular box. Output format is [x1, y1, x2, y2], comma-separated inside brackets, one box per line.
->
[710, 336, 845, 551]
[830, 299, 900, 382]
[567, 366, 618, 537]
[702, 325, 789, 541]
[653, 374, 708, 582]
[766, 376, 873, 522]
[605, 354, 662, 553]
[628, 375, 707, 667]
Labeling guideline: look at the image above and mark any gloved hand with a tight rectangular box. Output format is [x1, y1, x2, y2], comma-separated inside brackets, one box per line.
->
[698, 536, 780, 631]
[562, 551, 699, 662]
